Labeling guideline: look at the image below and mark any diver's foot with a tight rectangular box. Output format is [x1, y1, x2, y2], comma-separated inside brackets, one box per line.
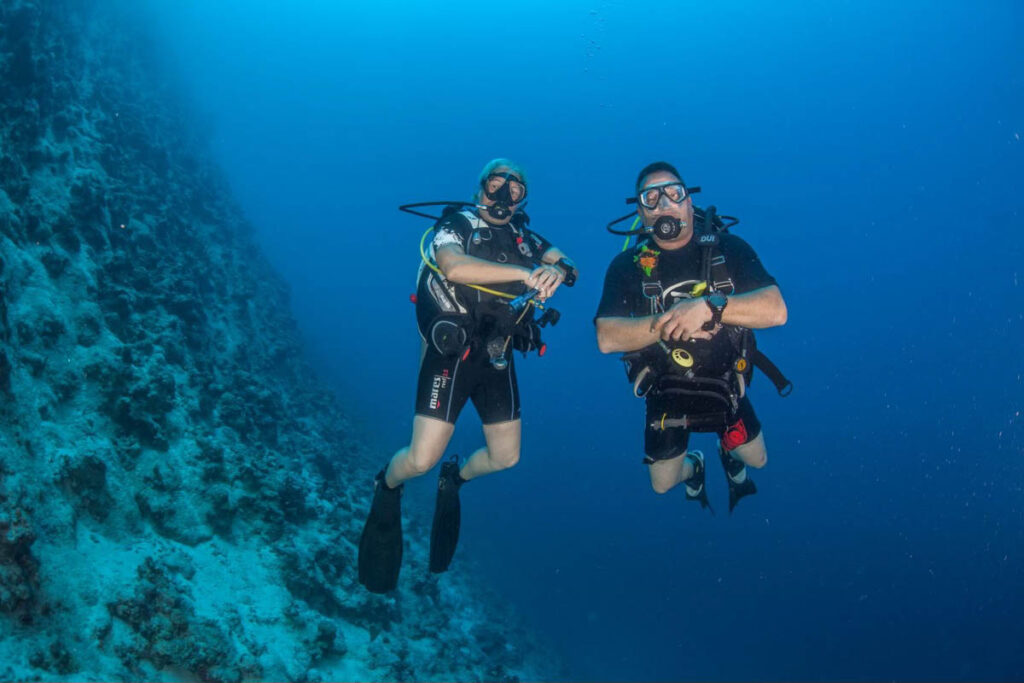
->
[718, 446, 757, 514]
[683, 451, 713, 514]
[357, 469, 404, 593]
[429, 456, 465, 574]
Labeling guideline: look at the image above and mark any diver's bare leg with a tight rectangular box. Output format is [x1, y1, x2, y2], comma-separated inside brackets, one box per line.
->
[728, 430, 767, 469]
[648, 453, 695, 494]
[459, 419, 522, 481]
[386, 415, 454, 487]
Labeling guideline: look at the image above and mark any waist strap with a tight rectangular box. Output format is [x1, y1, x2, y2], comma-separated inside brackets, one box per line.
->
[752, 350, 793, 396]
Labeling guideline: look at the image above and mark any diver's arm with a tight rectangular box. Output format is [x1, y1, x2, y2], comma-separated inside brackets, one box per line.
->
[541, 247, 578, 284]
[540, 247, 566, 264]
[525, 246, 577, 299]
[595, 315, 664, 354]
[435, 245, 531, 285]
[720, 285, 787, 329]
[654, 285, 787, 342]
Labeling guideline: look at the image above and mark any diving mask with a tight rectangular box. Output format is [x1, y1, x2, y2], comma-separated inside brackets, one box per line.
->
[635, 181, 689, 210]
[483, 173, 527, 203]
[481, 172, 527, 221]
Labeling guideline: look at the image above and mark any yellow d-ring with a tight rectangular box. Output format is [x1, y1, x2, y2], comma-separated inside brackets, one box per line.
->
[660, 413, 667, 430]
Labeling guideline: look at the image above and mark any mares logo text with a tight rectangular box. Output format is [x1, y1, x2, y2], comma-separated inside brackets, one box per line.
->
[429, 370, 450, 410]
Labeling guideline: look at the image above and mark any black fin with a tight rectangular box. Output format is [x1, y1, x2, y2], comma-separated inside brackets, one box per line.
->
[727, 476, 757, 514]
[429, 459, 464, 574]
[357, 470, 403, 593]
[683, 451, 714, 515]
[719, 447, 757, 514]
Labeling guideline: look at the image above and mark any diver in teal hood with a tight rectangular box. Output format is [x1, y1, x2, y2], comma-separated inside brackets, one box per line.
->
[358, 158, 577, 593]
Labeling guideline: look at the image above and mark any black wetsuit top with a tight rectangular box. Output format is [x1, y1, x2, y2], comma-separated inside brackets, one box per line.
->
[415, 210, 555, 425]
[417, 209, 553, 332]
[595, 232, 776, 321]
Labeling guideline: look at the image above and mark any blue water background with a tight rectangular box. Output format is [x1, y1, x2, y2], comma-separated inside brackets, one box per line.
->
[145, 1, 1023, 679]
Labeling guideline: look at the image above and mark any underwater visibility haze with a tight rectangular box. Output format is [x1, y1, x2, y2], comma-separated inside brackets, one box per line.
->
[0, 0, 1021, 680]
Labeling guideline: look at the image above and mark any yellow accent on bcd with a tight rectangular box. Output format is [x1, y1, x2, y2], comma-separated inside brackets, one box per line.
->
[671, 348, 694, 368]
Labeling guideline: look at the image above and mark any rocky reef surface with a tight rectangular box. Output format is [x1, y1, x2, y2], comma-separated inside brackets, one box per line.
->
[0, 1, 557, 680]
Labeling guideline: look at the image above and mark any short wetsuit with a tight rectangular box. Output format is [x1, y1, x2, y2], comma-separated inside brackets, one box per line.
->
[414, 344, 520, 425]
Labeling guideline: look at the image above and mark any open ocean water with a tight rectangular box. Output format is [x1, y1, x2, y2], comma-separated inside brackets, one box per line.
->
[142, 1, 1024, 680]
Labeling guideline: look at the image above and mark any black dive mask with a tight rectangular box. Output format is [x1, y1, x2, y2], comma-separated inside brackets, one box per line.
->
[481, 173, 526, 222]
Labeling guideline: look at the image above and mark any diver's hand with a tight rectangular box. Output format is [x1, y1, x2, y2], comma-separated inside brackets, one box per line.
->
[656, 299, 715, 342]
[526, 264, 564, 301]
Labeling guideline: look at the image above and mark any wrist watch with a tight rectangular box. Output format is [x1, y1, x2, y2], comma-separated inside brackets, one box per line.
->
[554, 257, 578, 287]
[702, 290, 728, 330]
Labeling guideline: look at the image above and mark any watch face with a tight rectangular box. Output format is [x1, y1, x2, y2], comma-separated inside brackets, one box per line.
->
[709, 291, 727, 308]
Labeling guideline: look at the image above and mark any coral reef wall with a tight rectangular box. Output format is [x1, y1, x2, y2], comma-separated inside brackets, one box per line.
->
[0, 2, 552, 680]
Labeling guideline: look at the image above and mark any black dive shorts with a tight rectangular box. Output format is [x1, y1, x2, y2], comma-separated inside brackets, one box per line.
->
[414, 345, 521, 425]
[643, 394, 761, 463]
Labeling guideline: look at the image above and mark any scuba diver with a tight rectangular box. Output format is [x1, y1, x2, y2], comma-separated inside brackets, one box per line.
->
[594, 161, 789, 513]
[358, 158, 578, 594]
